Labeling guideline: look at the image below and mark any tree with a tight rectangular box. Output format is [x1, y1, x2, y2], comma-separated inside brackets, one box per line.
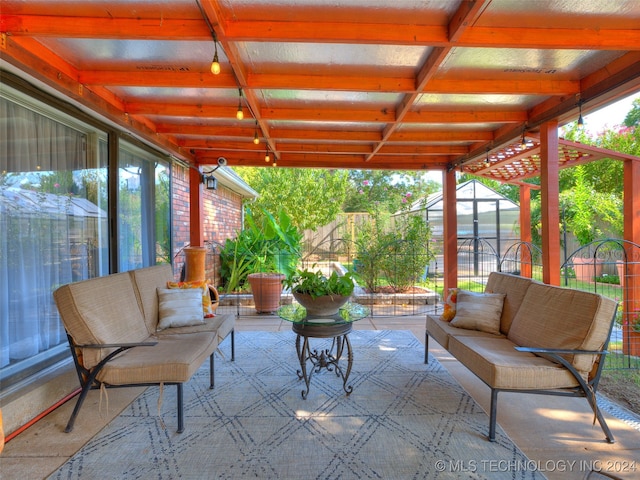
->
[234, 167, 348, 231]
[623, 98, 640, 127]
[343, 170, 439, 214]
[561, 166, 623, 245]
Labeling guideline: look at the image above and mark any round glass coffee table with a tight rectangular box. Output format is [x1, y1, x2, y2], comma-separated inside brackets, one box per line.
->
[278, 302, 370, 399]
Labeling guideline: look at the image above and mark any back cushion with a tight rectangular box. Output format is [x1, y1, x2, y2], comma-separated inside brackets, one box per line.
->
[507, 283, 617, 373]
[53, 272, 148, 369]
[129, 264, 175, 333]
[485, 272, 533, 334]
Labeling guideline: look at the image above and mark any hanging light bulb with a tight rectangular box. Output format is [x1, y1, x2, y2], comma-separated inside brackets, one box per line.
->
[265, 147, 270, 163]
[484, 150, 490, 168]
[210, 43, 221, 75]
[577, 104, 584, 128]
[272, 158, 277, 167]
[576, 98, 586, 128]
[197, 0, 221, 75]
[236, 88, 244, 120]
[253, 121, 260, 145]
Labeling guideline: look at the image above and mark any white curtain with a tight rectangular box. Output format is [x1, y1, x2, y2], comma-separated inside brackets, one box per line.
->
[0, 97, 93, 369]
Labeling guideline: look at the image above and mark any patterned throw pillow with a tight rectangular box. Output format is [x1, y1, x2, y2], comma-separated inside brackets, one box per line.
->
[167, 280, 216, 318]
[440, 288, 459, 321]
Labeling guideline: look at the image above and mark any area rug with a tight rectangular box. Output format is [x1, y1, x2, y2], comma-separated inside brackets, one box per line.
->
[49, 330, 545, 479]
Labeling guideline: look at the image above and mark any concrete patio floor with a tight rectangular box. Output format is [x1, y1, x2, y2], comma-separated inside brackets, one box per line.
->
[2, 310, 639, 479]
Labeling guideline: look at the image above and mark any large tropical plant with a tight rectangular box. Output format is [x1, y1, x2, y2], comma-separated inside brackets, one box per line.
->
[219, 207, 302, 293]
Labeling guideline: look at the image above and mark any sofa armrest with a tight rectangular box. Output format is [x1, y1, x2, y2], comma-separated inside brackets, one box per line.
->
[78, 341, 158, 349]
[514, 346, 608, 389]
[514, 346, 606, 356]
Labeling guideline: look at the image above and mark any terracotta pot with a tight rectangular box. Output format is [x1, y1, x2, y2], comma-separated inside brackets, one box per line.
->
[292, 291, 350, 317]
[248, 273, 285, 313]
[571, 257, 603, 283]
[184, 246, 207, 282]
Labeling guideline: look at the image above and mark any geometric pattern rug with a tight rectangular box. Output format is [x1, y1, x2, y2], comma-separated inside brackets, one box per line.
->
[49, 330, 545, 479]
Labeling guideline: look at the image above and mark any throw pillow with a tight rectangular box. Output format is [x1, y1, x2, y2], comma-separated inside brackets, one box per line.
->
[167, 280, 216, 318]
[450, 290, 506, 335]
[440, 288, 459, 321]
[157, 288, 206, 330]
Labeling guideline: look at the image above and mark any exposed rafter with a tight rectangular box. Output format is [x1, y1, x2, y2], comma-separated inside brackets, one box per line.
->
[2, 0, 639, 179]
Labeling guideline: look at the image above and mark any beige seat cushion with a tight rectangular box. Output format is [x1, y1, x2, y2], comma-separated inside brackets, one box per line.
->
[507, 283, 617, 373]
[97, 332, 216, 385]
[448, 335, 581, 390]
[53, 272, 149, 369]
[485, 272, 535, 334]
[157, 314, 235, 347]
[129, 264, 175, 334]
[426, 314, 504, 350]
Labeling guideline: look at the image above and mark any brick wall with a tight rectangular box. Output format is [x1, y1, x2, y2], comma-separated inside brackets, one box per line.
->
[171, 163, 244, 284]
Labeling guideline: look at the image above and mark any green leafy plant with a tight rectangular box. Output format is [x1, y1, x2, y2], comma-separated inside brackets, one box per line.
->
[285, 267, 355, 299]
[219, 207, 302, 293]
[353, 206, 434, 293]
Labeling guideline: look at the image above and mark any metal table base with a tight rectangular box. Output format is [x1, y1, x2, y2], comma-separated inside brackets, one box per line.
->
[293, 322, 354, 399]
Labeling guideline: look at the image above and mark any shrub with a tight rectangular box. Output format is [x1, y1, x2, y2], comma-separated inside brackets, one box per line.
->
[354, 209, 434, 293]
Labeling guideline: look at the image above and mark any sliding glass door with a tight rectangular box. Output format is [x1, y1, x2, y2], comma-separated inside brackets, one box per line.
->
[0, 90, 108, 377]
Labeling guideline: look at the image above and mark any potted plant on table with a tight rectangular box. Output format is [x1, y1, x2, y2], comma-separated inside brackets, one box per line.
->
[220, 207, 302, 313]
[285, 267, 356, 316]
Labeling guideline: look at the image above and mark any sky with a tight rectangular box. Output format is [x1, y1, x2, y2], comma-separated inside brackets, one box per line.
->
[582, 92, 640, 135]
[423, 91, 640, 184]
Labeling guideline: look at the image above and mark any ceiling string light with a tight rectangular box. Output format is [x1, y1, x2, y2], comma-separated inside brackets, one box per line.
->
[520, 126, 528, 150]
[196, 0, 221, 75]
[253, 121, 260, 145]
[197, 1, 271, 154]
[577, 100, 585, 128]
[236, 88, 244, 120]
[265, 147, 270, 163]
[484, 149, 491, 168]
[210, 35, 221, 75]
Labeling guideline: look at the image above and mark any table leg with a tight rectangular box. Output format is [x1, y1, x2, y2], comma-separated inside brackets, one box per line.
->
[334, 334, 353, 395]
[296, 335, 312, 399]
[296, 333, 353, 398]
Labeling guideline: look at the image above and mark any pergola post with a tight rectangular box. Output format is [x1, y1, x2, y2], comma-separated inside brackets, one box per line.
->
[519, 184, 532, 278]
[623, 158, 640, 354]
[189, 167, 205, 247]
[443, 168, 458, 292]
[540, 121, 561, 286]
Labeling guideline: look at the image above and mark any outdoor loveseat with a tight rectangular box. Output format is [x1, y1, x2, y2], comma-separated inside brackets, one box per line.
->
[425, 272, 618, 442]
[53, 264, 235, 433]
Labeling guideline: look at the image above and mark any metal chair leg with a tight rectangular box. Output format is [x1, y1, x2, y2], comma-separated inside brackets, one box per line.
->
[65, 382, 93, 433]
[177, 383, 184, 433]
[231, 329, 235, 361]
[424, 333, 429, 364]
[488, 389, 498, 442]
[209, 353, 215, 389]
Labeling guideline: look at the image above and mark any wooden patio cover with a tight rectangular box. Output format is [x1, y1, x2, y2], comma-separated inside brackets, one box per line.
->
[1, 0, 640, 288]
